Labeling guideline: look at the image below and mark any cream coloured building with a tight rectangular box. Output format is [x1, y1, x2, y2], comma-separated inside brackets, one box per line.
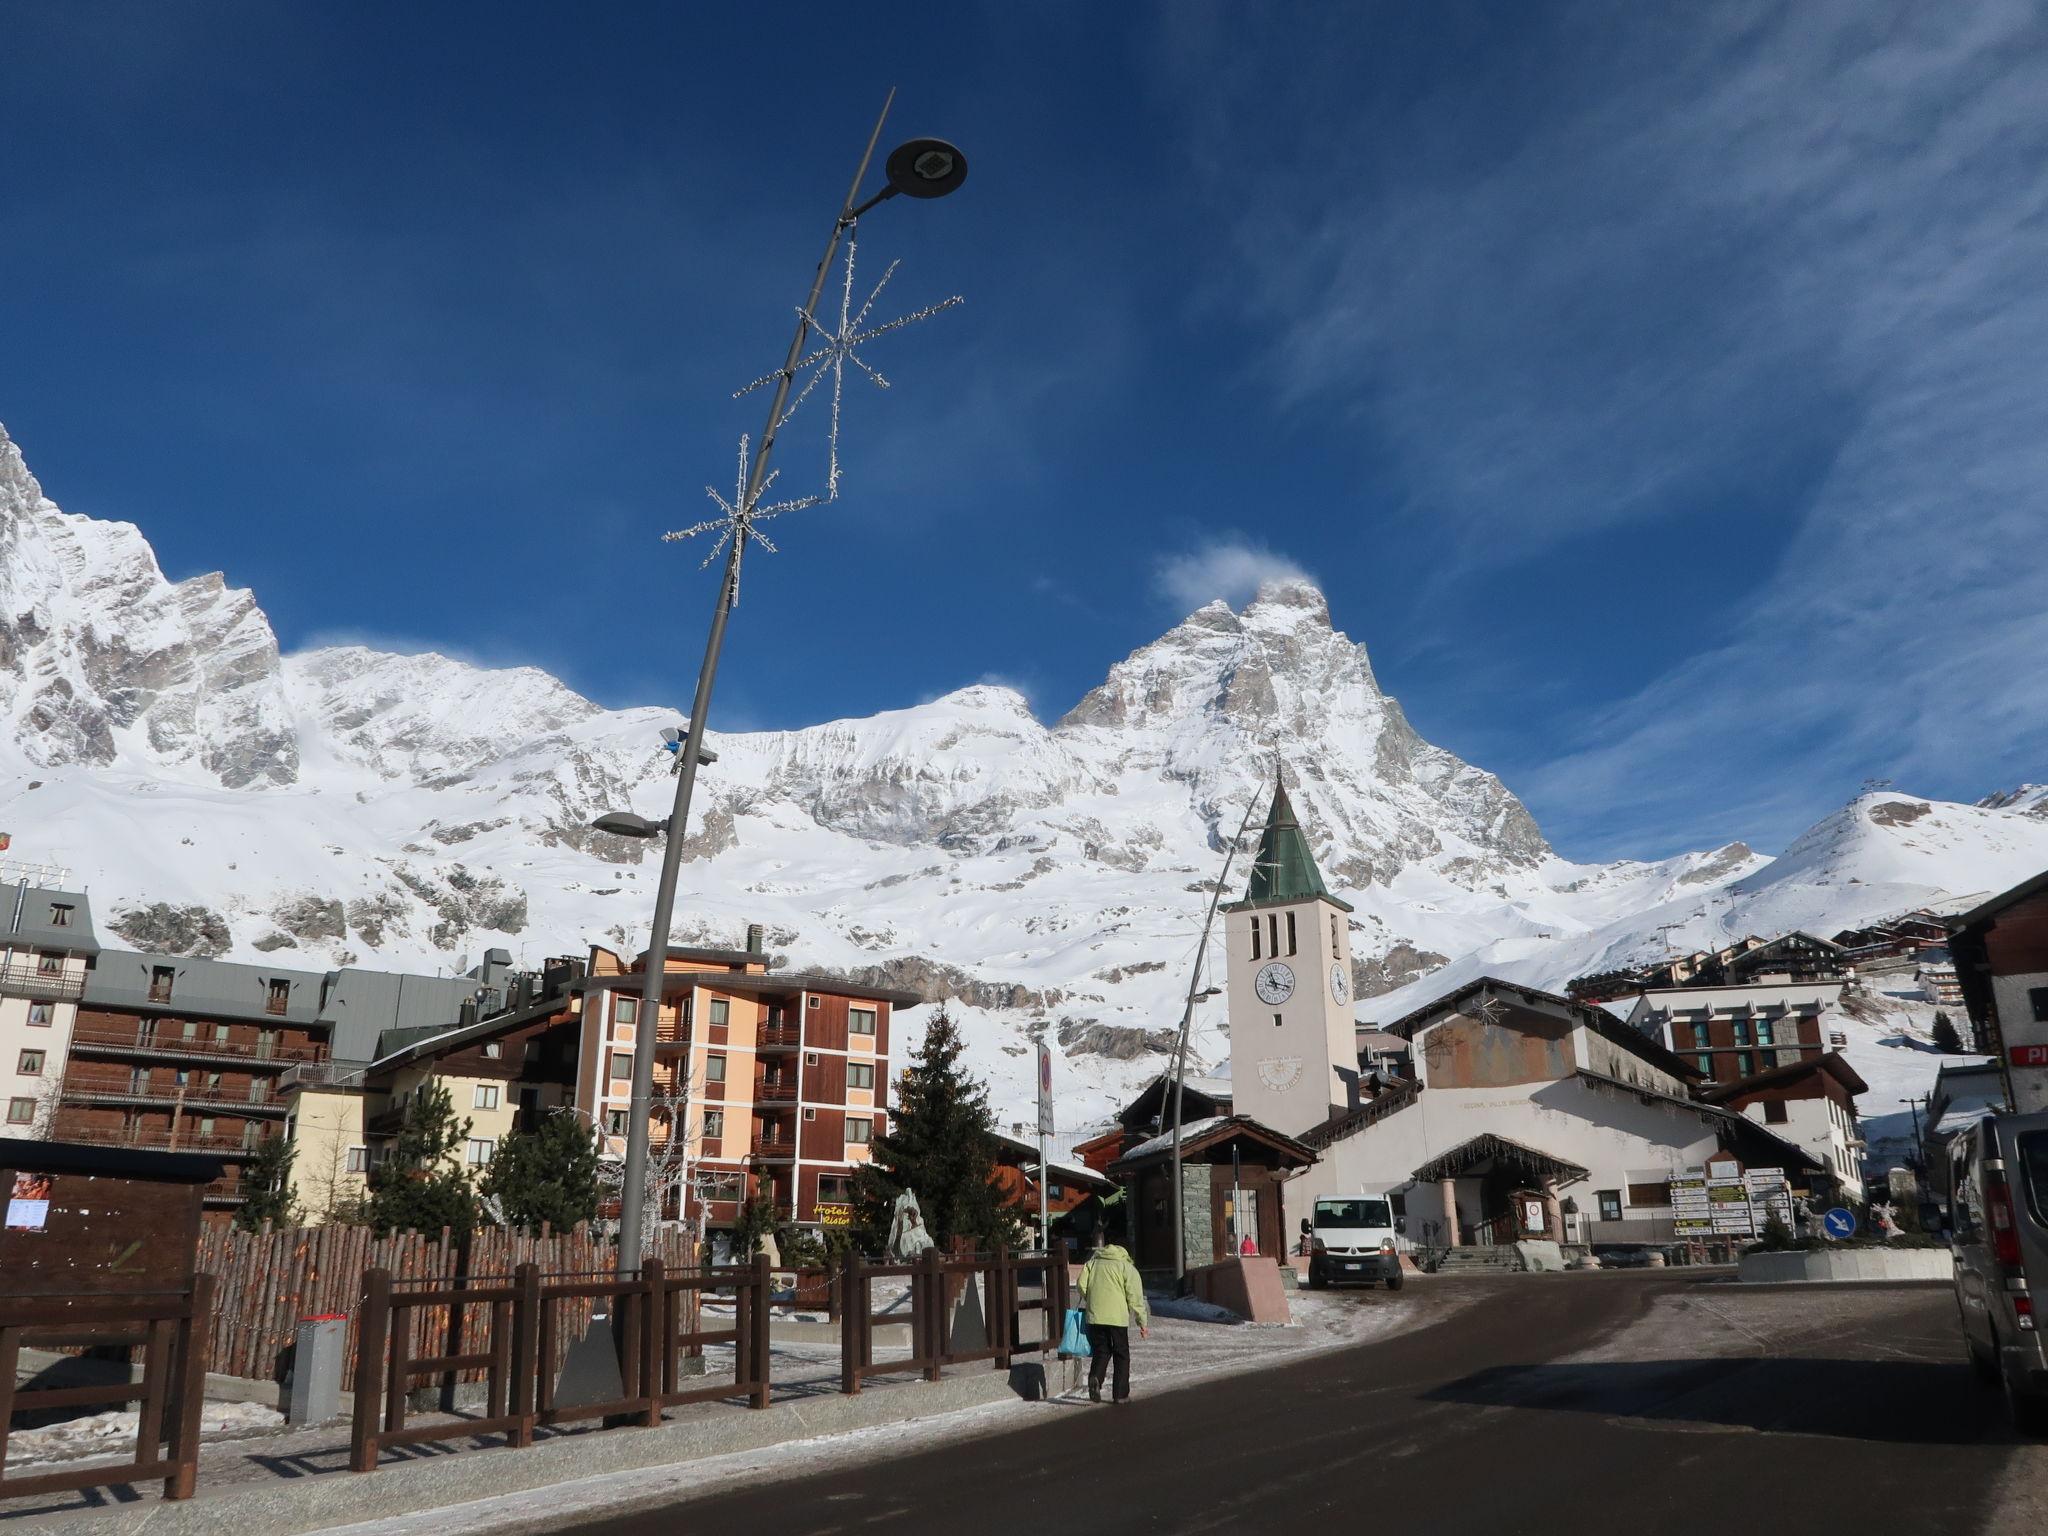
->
[0, 869, 95, 1139]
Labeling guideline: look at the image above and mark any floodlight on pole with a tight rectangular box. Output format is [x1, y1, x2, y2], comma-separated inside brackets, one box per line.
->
[612, 90, 965, 1268]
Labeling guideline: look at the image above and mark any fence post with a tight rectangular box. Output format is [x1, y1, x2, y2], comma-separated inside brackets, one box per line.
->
[638, 1258, 664, 1427]
[164, 1274, 216, 1501]
[991, 1246, 1011, 1369]
[750, 1253, 772, 1409]
[350, 1268, 392, 1473]
[840, 1254, 861, 1396]
[922, 1248, 944, 1381]
[734, 1259, 756, 1397]
[509, 1263, 539, 1448]
[825, 1254, 841, 1324]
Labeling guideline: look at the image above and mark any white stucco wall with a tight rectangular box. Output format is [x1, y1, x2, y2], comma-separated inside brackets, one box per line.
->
[1994, 970, 2048, 1114]
[1226, 897, 1354, 1140]
[1286, 1075, 1729, 1242]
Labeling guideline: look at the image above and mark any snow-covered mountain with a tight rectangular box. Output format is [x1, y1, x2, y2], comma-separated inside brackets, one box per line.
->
[6, 421, 2048, 1133]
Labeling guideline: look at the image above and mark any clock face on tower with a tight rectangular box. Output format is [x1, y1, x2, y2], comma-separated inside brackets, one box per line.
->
[1330, 962, 1350, 1005]
[1254, 961, 1296, 1006]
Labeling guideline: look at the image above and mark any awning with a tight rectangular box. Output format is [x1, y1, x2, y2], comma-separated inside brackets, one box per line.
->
[1411, 1133, 1589, 1186]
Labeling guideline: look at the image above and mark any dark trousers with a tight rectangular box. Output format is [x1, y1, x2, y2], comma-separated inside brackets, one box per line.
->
[1086, 1324, 1131, 1400]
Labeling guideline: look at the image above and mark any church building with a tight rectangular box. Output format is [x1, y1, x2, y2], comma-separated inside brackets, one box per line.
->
[1219, 782, 1833, 1252]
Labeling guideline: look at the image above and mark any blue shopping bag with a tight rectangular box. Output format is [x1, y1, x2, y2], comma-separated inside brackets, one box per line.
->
[1059, 1307, 1091, 1358]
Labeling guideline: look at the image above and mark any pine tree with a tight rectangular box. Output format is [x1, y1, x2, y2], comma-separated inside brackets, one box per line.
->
[1931, 1012, 1965, 1054]
[480, 1110, 600, 1233]
[730, 1193, 785, 1259]
[235, 1133, 299, 1232]
[851, 1009, 1016, 1251]
[367, 1081, 477, 1236]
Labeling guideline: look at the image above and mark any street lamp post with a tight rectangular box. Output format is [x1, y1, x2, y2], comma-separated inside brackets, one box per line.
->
[1168, 790, 1265, 1285]
[609, 96, 966, 1269]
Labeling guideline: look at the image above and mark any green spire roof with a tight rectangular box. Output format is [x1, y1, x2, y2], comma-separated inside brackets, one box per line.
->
[1225, 782, 1353, 913]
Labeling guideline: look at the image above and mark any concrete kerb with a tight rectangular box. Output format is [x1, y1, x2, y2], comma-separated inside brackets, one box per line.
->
[7, 1360, 1083, 1536]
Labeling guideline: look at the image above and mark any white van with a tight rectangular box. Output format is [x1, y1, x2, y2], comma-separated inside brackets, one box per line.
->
[1305, 1194, 1404, 1290]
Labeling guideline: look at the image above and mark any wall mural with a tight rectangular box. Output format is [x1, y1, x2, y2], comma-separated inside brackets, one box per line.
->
[1421, 1008, 1576, 1089]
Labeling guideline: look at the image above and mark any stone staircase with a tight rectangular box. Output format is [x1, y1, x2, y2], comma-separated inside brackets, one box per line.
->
[1433, 1245, 1519, 1274]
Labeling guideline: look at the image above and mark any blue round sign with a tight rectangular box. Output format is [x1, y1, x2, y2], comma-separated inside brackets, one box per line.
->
[1822, 1207, 1857, 1240]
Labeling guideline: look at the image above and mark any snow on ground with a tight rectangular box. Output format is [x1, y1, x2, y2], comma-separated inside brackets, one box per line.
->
[5, 1400, 282, 1468]
[1832, 979, 1987, 1175]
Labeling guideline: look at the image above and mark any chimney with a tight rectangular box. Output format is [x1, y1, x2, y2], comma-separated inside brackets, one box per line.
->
[746, 923, 764, 958]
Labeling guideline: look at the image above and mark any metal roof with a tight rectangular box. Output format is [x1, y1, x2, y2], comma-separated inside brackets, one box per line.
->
[1223, 782, 1354, 914]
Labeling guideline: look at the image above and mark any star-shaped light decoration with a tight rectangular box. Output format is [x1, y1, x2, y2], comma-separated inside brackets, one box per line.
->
[735, 229, 963, 498]
[661, 435, 822, 604]
[1469, 991, 1507, 1028]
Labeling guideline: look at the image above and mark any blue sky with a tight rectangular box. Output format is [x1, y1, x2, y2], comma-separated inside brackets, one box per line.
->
[5, 2, 2046, 863]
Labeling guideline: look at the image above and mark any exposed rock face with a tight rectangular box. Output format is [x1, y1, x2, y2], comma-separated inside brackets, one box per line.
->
[1056, 1018, 1180, 1060]
[110, 902, 233, 958]
[271, 895, 346, 943]
[0, 424, 298, 790]
[832, 956, 1064, 1013]
[1353, 943, 1451, 1000]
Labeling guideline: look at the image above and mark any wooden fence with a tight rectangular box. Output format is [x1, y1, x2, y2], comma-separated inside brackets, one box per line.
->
[194, 1223, 699, 1384]
[0, 1278, 217, 1503]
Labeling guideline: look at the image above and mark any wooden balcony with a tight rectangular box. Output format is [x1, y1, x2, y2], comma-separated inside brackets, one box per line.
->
[750, 1134, 797, 1160]
[62, 1068, 289, 1116]
[754, 1079, 798, 1104]
[67, 1024, 326, 1069]
[756, 1024, 801, 1051]
[55, 1124, 266, 1158]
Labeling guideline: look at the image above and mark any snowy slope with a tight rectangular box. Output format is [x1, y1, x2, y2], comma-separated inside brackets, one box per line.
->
[5, 421, 2048, 1137]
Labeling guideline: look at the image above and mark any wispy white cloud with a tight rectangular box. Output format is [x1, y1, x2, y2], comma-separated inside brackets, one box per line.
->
[1154, 537, 1313, 612]
[1164, 2, 2048, 856]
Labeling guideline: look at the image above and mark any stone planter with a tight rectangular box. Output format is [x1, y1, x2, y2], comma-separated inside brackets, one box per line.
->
[1737, 1246, 1953, 1284]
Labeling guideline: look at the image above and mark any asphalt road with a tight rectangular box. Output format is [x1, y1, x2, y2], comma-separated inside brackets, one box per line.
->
[564, 1272, 2024, 1536]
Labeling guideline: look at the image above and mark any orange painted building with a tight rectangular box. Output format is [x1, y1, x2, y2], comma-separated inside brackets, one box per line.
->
[573, 933, 920, 1231]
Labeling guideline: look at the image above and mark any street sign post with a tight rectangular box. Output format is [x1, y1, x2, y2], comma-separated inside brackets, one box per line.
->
[1822, 1207, 1857, 1240]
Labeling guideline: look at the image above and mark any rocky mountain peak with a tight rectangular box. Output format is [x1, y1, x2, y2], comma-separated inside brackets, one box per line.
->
[0, 424, 299, 789]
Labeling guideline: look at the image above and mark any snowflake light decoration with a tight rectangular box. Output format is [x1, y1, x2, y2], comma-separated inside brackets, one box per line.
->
[661, 435, 822, 604]
[734, 229, 963, 498]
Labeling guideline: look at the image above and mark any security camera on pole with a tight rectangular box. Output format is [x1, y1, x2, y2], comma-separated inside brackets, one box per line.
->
[595, 93, 967, 1267]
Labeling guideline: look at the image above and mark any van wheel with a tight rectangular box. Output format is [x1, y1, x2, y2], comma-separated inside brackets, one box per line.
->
[2005, 1355, 2048, 1436]
[1307, 1266, 1327, 1290]
[1384, 1269, 1404, 1292]
[1966, 1324, 1998, 1383]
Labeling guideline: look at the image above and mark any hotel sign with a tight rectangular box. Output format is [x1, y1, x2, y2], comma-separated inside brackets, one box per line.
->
[816, 1202, 854, 1229]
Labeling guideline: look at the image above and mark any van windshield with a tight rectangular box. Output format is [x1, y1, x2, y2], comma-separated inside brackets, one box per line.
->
[2018, 1131, 2048, 1229]
[1315, 1199, 1392, 1229]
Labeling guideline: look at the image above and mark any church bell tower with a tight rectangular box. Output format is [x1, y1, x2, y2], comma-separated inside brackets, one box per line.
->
[1224, 781, 1355, 1138]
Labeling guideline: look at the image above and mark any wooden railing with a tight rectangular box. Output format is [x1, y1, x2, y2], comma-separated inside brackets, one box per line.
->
[62, 1069, 286, 1112]
[53, 1124, 265, 1156]
[0, 961, 84, 1000]
[0, 1278, 216, 1502]
[350, 1258, 772, 1472]
[839, 1248, 1066, 1394]
[754, 1079, 798, 1103]
[68, 1024, 326, 1066]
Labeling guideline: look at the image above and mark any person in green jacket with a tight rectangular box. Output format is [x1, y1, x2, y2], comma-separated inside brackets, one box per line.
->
[1078, 1241, 1149, 1403]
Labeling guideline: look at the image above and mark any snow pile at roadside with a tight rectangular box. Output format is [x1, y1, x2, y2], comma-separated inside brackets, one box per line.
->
[5, 1400, 282, 1467]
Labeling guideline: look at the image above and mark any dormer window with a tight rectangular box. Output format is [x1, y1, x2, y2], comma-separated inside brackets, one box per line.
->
[49, 905, 72, 928]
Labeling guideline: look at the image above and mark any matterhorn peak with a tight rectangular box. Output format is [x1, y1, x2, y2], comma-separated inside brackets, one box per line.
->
[1243, 575, 1332, 625]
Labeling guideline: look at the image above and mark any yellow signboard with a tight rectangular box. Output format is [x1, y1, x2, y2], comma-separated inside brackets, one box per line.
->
[817, 1202, 853, 1228]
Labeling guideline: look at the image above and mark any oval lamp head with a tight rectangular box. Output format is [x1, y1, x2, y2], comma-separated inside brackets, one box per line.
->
[885, 138, 968, 200]
[591, 811, 666, 840]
